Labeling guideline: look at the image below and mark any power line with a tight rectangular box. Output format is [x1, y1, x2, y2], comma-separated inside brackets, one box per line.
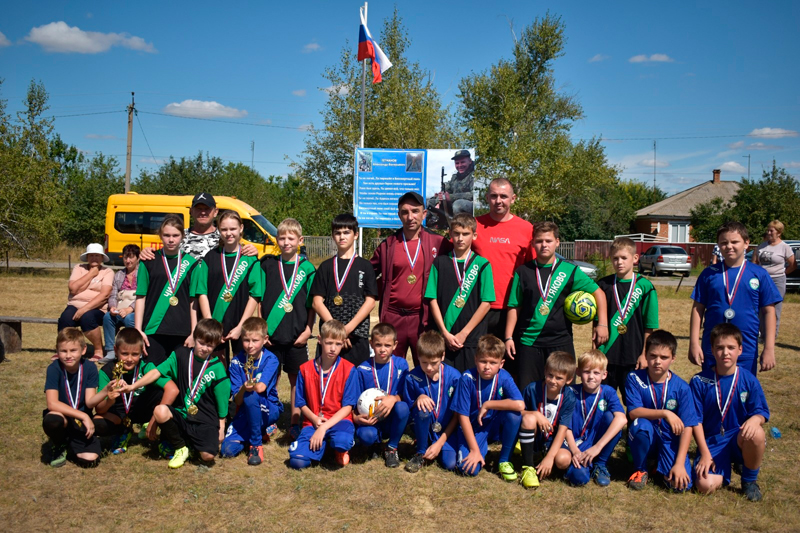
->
[51, 110, 125, 118]
[135, 111, 158, 166]
[137, 110, 307, 130]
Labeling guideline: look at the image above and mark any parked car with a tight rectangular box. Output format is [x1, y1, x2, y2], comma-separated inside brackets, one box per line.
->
[638, 245, 691, 277]
[781, 240, 799, 292]
[556, 253, 598, 280]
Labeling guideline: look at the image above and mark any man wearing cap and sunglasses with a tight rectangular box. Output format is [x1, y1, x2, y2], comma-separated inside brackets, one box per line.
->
[427, 150, 475, 228]
[370, 192, 452, 366]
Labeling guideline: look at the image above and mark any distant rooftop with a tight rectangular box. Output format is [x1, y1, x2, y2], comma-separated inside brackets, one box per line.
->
[636, 169, 741, 218]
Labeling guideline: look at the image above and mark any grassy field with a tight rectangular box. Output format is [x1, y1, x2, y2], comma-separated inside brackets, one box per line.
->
[0, 270, 798, 532]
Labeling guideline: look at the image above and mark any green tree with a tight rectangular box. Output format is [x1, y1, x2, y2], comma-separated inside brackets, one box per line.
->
[619, 180, 667, 212]
[689, 197, 730, 242]
[458, 13, 618, 220]
[134, 152, 225, 195]
[293, 8, 458, 217]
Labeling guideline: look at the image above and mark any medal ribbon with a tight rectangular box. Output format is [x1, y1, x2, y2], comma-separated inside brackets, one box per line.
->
[425, 365, 444, 421]
[451, 250, 473, 297]
[187, 351, 212, 406]
[161, 250, 184, 296]
[317, 357, 341, 413]
[62, 363, 83, 410]
[279, 255, 300, 301]
[647, 372, 670, 430]
[722, 262, 746, 308]
[535, 257, 559, 304]
[614, 273, 637, 322]
[333, 254, 357, 294]
[220, 246, 242, 293]
[539, 389, 563, 436]
[403, 233, 421, 271]
[372, 358, 394, 394]
[579, 388, 601, 438]
[715, 367, 740, 432]
[477, 373, 498, 409]
[122, 363, 140, 414]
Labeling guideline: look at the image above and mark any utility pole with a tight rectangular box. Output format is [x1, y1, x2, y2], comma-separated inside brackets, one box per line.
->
[125, 92, 135, 193]
[653, 140, 657, 192]
[250, 141, 255, 170]
[742, 153, 751, 180]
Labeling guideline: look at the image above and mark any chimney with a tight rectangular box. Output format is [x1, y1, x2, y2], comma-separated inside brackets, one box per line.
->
[712, 169, 721, 184]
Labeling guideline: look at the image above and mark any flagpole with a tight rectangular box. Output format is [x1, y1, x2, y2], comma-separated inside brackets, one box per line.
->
[358, 2, 368, 258]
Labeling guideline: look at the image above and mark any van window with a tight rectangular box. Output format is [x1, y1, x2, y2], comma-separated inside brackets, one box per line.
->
[252, 214, 277, 237]
[115, 212, 176, 235]
[242, 219, 266, 244]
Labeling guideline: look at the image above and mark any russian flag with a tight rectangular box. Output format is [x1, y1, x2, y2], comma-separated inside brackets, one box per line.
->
[357, 12, 392, 84]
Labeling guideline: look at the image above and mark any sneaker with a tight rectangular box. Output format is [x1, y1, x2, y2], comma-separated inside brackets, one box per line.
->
[405, 453, 425, 473]
[742, 481, 763, 502]
[334, 450, 350, 466]
[498, 461, 518, 482]
[628, 470, 648, 490]
[168, 446, 190, 469]
[520, 465, 540, 488]
[112, 431, 132, 455]
[49, 442, 68, 468]
[591, 464, 611, 487]
[247, 445, 263, 466]
[158, 441, 175, 459]
[138, 422, 149, 440]
[384, 447, 400, 468]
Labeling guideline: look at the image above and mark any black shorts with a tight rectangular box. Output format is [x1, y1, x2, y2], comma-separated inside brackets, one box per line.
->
[168, 406, 220, 455]
[445, 345, 477, 373]
[270, 343, 309, 375]
[604, 363, 635, 405]
[515, 342, 575, 390]
[106, 386, 164, 425]
[42, 411, 102, 456]
[146, 334, 185, 366]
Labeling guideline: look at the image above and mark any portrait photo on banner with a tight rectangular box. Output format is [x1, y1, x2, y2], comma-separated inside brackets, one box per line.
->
[424, 148, 476, 230]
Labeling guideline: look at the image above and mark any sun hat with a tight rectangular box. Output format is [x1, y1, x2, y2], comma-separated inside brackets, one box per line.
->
[80, 243, 110, 263]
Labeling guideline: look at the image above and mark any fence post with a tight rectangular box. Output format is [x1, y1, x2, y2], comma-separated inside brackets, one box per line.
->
[68, 254, 71, 272]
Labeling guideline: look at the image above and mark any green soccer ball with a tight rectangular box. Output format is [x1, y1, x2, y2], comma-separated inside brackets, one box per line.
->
[564, 291, 597, 325]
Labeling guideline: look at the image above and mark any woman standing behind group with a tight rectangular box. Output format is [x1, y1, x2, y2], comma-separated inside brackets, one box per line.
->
[753, 220, 796, 339]
[102, 244, 140, 362]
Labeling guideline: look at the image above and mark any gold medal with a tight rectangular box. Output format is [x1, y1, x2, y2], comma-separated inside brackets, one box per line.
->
[617, 324, 628, 335]
[333, 295, 343, 306]
[407, 274, 417, 284]
[123, 416, 132, 428]
[75, 419, 83, 428]
[283, 303, 293, 313]
[539, 304, 550, 315]
[187, 404, 199, 416]
[222, 291, 233, 303]
[454, 297, 465, 308]
[169, 296, 179, 306]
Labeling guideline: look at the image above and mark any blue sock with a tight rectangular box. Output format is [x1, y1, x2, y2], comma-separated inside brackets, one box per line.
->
[565, 464, 591, 486]
[498, 411, 521, 463]
[413, 409, 433, 454]
[386, 401, 409, 450]
[741, 465, 760, 483]
[628, 419, 654, 472]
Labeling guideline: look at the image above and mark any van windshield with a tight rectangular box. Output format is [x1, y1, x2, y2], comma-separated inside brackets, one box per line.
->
[252, 214, 277, 237]
[242, 219, 266, 244]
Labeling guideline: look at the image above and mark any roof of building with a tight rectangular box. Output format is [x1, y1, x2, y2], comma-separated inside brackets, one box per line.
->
[636, 179, 741, 218]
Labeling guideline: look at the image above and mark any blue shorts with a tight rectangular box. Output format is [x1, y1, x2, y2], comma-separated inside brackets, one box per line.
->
[692, 430, 743, 486]
[628, 418, 692, 487]
[289, 420, 355, 462]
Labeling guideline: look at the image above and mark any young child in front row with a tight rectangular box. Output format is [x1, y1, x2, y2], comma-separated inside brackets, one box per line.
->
[625, 330, 698, 491]
[289, 320, 359, 469]
[563, 350, 627, 487]
[353, 323, 409, 468]
[691, 323, 769, 502]
[451, 335, 523, 479]
[425, 213, 495, 372]
[119, 319, 231, 469]
[403, 330, 462, 473]
[220, 317, 283, 466]
[518, 351, 577, 489]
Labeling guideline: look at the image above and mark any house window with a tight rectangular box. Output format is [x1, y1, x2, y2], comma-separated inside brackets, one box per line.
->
[669, 222, 689, 242]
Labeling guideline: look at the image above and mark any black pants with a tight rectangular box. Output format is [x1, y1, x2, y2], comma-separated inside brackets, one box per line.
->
[514, 342, 575, 390]
[603, 363, 635, 405]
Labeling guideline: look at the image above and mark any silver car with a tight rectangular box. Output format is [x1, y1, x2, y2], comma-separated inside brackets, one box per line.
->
[638, 245, 691, 277]
[556, 253, 598, 280]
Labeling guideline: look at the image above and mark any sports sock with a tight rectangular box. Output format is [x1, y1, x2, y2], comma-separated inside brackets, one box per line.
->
[387, 401, 409, 450]
[595, 430, 622, 466]
[42, 413, 67, 444]
[413, 410, 433, 454]
[741, 465, 760, 483]
[520, 429, 536, 466]
[498, 411, 522, 463]
[565, 464, 591, 486]
[628, 423, 652, 472]
[159, 418, 186, 449]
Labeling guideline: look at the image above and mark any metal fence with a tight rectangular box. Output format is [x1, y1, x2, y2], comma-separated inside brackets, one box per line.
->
[304, 236, 382, 261]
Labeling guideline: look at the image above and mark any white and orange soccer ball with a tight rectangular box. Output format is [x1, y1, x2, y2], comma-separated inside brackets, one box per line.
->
[357, 387, 384, 418]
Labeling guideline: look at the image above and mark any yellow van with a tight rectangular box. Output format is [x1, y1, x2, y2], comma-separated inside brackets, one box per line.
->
[104, 193, 280, 264]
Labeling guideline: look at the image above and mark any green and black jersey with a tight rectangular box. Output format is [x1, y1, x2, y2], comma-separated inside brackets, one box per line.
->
[193, 248, 262, 335]
[596, 274, 659, 366]
[508, 260, 599, 347]
[156, 346, 230, 426]
[424, 252, 495, 347]
[99, 361, 147, 416]
[259, 255, 316, 345]
[135, 251, 199, 337]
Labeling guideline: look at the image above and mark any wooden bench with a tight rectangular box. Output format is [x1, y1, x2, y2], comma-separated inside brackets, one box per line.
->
[0, 316, 59, 354]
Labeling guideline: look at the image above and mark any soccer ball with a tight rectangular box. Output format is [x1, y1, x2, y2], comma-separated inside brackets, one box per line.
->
[357, 387, 384, 418]
[564, 291, 597, 325]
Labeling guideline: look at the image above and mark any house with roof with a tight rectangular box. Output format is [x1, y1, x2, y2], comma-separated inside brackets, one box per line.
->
[633, 169, 740, 242]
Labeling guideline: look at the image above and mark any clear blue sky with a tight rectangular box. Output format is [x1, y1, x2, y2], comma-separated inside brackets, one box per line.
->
[1, 1, 798, 195]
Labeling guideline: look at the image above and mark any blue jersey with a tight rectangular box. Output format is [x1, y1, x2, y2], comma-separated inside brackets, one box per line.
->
[625, 369, 699, 442]
[230, 348, 282, 411]
[403, 364, 461, 429]
[692, 262, 781, 369]
[690, 368, 769, 437]
[451, 368, 521, 430]
[568, 384, 623, 442]
[522, 380, 575, 430]
[355, 355, 409, 398]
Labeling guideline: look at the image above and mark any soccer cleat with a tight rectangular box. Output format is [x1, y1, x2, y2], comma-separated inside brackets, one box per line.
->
[591, 464, 611, 487]
[628, 470, 648, 490]
[138, 422, 149, 440]
[742, 481, 763, 502]
[384, 448, 400, 468]
[158, 441, 175, 459]
[112, 431, 132, 455]
[405, 453, 425, 473]
[498, 461, 518, 482]
[168, 446, 190, 469]
[513, 439, 522, 456]
[520, 466, 540, 488]
[50, 442, 68, 468]
[334, 450, 350, 466]
[247, 445, 263, 466]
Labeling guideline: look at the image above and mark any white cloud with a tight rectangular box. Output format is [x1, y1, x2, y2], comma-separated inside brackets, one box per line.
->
[719, 161, 746, 174]
[588, 54, 610, 63]
[748, 142, 782, 151]
[162, 100, 247, 119]
[297, 124, 313, 132]
[303, 42, 322, 53]
[322, 84, 350, 97]
[784, 161, 800, 169]
[139, 157, 165, 165]
[291, 89, 307, 97]
[629, 53, 675, 63]
[0, 31, 10, 47]
[638, 158, 670, 168]
[24, 21, 156, 54]
[748, 127, 798, 139]
[727, 141, 745, 150]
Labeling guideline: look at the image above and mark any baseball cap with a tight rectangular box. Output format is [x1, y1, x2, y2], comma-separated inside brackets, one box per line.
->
[451, 149, 471, 160]
[191, 192, 216, 208]
[397, 191, 424, 206]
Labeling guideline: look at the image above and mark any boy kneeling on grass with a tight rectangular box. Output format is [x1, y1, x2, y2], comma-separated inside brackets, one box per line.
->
[119, 318, 231, 469]
[691, 323, 769, 502]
